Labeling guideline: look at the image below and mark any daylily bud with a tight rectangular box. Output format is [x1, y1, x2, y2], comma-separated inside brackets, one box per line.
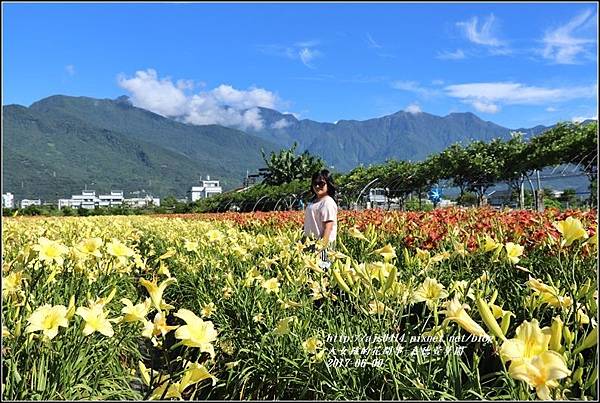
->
[572, 367, 584, 385]
[383, 265, 397, 293]
[500, 311, 513, 336]
[489, 289, 498, 305]
[563, 326, 574, 345]
[66, 295, 76, 320]
[403, 248, 411, 267]
[573, 327, 597, 355]
[343, 266, 355, 289]
[476, 297, 506, 340]
[549, 316, 563, 352]
[332, 268, 351, 294]
[14, 319, 21, 338]
[105, 287, 117, 304]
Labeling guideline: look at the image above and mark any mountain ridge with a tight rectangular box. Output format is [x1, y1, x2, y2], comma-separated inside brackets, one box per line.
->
[3, 94, 593, 201]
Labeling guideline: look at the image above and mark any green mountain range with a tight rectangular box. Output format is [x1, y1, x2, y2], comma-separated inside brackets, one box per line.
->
[249, 107, 536, 171]
[3, 96, 278, 202]
[2, 95, 592, 202]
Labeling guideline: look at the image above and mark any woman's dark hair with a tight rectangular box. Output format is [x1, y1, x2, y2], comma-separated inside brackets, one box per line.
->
[310, 169, 336, 200]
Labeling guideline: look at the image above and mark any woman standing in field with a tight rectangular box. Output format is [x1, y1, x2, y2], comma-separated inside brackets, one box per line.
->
[303, 170, 338, 268]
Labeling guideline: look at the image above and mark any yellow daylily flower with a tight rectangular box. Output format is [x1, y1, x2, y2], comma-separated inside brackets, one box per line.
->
[121, 298, 151, 323]
[553, 217, 588, 246]
[183, 239, 199, 252]
[508, 350, 571, 400]
[368, 300, 387, 315]
[274, 316, 296, 336]
[373, 244, 396, 262]
[2, 271, 25, 298]
[302, 336, 323, 354]
[33, 237, 69, 266]
[25, 304, 69, 340]
[174, 309, 218, 358]
[500, 319, 551, 365]
[179, 362, 218, 389]
[76, 302, 115, 337]
[527, 277, 573, 309]
[76, 237, 103, 258]
[147, 311, 179, 339]
[413, 277, 449, 309]
[106, 239, 135, 258]
[205, 229, 224, 243]
[201, 302, 216, 318]
[482, 235, 502, 253]
[442, 296, 489, 338]
[505, 242, 524, 264]
[262, 277, 280, 294]
[348, 226, 368, 241]
[139, 277, 177, 312]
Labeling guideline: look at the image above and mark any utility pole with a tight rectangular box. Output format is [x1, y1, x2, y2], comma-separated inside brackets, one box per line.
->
[520, 174, 525, 209]
[536, 169, 544, 212]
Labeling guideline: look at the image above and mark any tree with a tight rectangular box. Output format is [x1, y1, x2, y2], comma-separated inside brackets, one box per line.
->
[435, 143, 472, 203]
[260, 143, 324, 186]
[463, 139, 505, 206]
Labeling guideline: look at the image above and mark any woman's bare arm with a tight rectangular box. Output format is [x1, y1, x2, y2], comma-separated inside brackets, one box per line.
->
[322, 221, 334, 244]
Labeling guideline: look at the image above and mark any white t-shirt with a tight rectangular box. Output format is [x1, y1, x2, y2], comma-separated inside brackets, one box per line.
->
[303, 195, 338, 242]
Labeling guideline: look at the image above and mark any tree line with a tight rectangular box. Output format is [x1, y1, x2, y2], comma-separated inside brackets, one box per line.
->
[196, 121, 597, 212]
[4, 121, 596, 216]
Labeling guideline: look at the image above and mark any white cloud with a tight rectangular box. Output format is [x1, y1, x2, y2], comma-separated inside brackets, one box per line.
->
[391, 80, 439, 98]
[405, 103, 422, 114]
[117, 69, 282, 131]
[176, 79, 195, 90]
[472, 100, 500, 114]
[258, 40, 322, 68]
[366, 33, 382, 49]
[299, 48, 320, 68]
[117, 69, 188, 117]
[546, 106, 558, 112]
[457, 14, 506, 47]
[271, 119, 291, 129]
[283, 111, 301, 119]
[431, 79, 445, 86]
[436, 49, 466, 60]
[541, 9, 597, 64]
[65, 64, 76, 76]
[444, 82, 597, 114]
[572, 115, 598, 123]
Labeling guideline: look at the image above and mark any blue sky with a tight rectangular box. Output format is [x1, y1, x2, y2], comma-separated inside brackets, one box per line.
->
[3, 2, 598, 129]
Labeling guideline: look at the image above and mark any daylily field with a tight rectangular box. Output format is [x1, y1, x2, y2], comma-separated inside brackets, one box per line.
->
[1, 207, 598, 400]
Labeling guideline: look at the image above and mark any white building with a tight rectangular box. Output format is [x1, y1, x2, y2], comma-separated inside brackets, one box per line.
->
[20, 199, 42, 209]
[59, 189, 159, 209]
[124, 195, 160, 208]
[58, 190, 98, 209]
[98, 191, 124, 208]
[188, 175, 222, 202]
[2, 193, 14, 209]
[369, 188, 388, 207]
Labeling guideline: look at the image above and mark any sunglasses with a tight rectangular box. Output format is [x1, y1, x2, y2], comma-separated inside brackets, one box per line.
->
[312, 181, 326, 188]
